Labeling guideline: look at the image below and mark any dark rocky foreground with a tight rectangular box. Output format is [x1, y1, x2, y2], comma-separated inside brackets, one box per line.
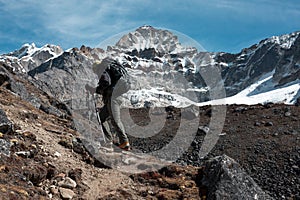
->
[127, 104, 300, 199]
[0, 81, 299, 199]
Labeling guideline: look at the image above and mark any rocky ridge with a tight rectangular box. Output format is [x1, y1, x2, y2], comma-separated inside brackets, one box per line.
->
[1, 26, 299, 107]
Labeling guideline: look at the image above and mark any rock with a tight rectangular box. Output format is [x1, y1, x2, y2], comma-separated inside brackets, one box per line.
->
[49, 185, 59, 195]
[58, 138, 73, 149]
[27, 50, 95, 104]
[254, 122, 261, 126]
[55, 173, 66, 180]
[181, 106, 199, 120]
[265, 121, 274, 126]
[0, 139, 11, 156]
[15, 151, 31, 158]
[219, 132, 227, 136]
[10, 138, 19, 145]
[0, 165, 8, 173]
[39, 104, 65, 118]
[0, 109, 13, 134]
[68, 168, 82, 183]
[198, 125, 210, 134]
[202, 155, 274, 200]
[59, 187, 76, 200]
[0, 72, 10, 86]
[58, 177, 77, 189]
[291, 130, 298, 135]
[54, 151, 61, 157]
[8, 81, 41, 108]
[144, 101, 152, 108]
[234, 106, 247, 113]
[284, 111, 292, 117]
[263, 103, 274, 109]
[72, 138, 86, 154]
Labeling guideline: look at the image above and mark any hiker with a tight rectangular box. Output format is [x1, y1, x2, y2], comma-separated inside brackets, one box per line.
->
[86, 58, 131, 151]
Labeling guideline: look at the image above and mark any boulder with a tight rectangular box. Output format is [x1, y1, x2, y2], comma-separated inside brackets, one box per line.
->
[59, 187, 76, 200]
[58, 177, 77, 189]
[202, 155, 274, 200]
[181, 105, 199, 120]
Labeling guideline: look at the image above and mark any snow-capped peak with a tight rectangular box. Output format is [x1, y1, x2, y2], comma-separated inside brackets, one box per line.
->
[109, 26, 196, 55]
[263, 31, 300, 49]
[139, 25, 155, 30]
[22, 42, 37, 52]
[0, 43, 64, 73]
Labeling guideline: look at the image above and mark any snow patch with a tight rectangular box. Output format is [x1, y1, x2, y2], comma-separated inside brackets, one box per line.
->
[122, 88, 196, 108]
[198, 79, 300, 106]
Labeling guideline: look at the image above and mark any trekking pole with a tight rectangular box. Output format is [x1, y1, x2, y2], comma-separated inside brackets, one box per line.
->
[92, 93, 106, 144]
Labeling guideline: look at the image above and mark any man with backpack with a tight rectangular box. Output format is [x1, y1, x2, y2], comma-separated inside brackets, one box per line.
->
[86, 58, 131, 151]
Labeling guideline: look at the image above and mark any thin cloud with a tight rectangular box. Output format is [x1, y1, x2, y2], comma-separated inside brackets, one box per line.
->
[28, 1, 146, 43]
[0, 0, 299, 53]
[204, 0, 300, 20]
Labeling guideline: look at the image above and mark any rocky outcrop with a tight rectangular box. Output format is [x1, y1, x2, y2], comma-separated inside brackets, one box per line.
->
[28, 49, 97, 104]
[0, 61, 71, 118]
[0, 109, 13, 134]
[8, 80, 42, 108]
[0, 109, 13, 156]
[202, 155, 273, 200]
[0, 72, 10, 87]
[79, 45, 105, 60]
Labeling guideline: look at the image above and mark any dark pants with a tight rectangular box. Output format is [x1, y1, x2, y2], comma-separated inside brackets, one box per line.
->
[99, 90, 128, 144]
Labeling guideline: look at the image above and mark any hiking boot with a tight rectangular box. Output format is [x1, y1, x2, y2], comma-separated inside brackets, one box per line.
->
[118, 141, 131, 151]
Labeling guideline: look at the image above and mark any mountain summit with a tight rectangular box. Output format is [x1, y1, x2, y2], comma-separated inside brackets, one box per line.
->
[116, 25, 181, 52]
[107, 26, 197, 57]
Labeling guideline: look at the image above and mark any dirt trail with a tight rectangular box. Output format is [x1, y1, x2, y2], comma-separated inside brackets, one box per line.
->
[0, 88, 205, 199]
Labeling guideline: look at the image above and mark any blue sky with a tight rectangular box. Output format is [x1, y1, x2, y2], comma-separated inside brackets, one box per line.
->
[0, 0, 300, 54]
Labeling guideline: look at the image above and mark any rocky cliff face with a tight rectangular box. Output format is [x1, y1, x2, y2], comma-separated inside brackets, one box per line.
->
[28, 49, 96, 103]
[218, 31, 300, 97]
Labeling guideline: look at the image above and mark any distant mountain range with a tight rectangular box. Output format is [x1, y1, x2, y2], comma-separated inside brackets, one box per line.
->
[1, 25, 299, 108]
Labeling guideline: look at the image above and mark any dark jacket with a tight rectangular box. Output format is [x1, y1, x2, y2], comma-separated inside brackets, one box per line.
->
[96, 70, 112, 94]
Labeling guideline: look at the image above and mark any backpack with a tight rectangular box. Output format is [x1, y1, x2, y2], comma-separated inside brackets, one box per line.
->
[96, 70, 111, 94]
[97, 60, 131, 95]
